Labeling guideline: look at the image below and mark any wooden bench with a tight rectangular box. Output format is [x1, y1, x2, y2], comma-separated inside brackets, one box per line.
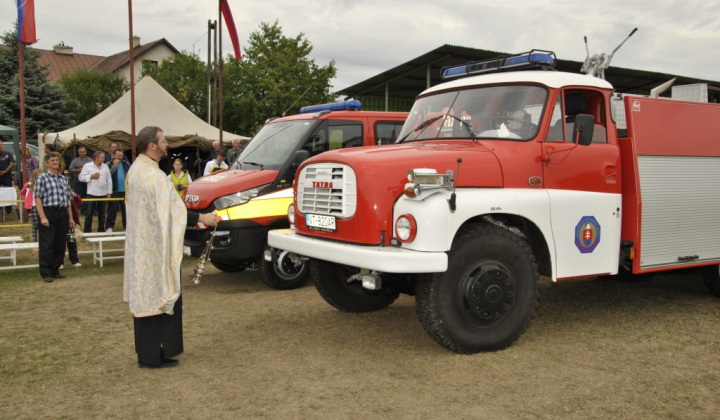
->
[85, 236, 125, 267]
[0, 241, 40, 270]
[81, 231, 126, 239]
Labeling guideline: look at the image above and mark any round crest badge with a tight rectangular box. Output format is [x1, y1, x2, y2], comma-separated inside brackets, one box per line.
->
[575, 216, 601, 253]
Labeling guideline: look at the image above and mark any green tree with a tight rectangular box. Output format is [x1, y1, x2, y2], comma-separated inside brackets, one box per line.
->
[0, 25, 71, 136]
[142, 51, 208, 119]
[224, 20, 337, 135]
[58, 68, 128, 125]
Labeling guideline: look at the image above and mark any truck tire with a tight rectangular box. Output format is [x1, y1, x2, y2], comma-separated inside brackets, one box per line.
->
[702, 265, 720, 297]
[210, 260, 246, 273]
[416, 224, 539, 353]
[258, 246, 310, 290]
[311, 260, 399, 313]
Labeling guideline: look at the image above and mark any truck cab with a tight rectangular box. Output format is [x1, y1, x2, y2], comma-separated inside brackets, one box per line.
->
[183, 101, 407, 289]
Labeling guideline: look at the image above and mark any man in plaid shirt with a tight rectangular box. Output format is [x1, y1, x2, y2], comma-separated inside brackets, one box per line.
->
[34, 153, 75, 283]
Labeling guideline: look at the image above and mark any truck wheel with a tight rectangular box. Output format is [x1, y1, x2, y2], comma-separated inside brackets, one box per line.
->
[702, 265, 720, 297]
[210, 260, 246, 273]
[258, 246, 310, 290]
[416, 224, 539, 353]
[311, 260, 399, 313]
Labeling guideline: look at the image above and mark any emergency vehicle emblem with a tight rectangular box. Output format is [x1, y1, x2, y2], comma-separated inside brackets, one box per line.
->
[574, 216, 601, 253]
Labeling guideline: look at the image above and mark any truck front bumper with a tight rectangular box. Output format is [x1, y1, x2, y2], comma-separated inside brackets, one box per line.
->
[268, 229, 448, 273]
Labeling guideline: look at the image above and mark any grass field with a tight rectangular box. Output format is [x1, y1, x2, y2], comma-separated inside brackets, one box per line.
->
[1, 226, 719, 420]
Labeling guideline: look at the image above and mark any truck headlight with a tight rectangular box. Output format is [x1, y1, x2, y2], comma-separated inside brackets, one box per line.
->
[213, 184, 270, 210]
[395, 214, 417, 243]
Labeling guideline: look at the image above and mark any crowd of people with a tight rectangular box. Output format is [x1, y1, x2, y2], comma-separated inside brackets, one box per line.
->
[3, 137, 244, 271]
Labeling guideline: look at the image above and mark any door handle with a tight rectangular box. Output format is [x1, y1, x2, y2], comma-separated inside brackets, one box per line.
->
[605, 165, 617, 183]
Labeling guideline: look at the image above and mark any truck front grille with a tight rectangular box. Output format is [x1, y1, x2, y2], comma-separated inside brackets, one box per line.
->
[297, 163, 357, 218]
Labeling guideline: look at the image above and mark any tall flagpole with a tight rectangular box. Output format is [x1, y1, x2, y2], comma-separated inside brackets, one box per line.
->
[18, 41, 27, 187]
[218, 0, 224, 147]
[128, 0, 137, 160]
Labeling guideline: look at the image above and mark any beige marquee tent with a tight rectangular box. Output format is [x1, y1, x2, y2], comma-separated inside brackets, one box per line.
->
[40, 75, 248, 155]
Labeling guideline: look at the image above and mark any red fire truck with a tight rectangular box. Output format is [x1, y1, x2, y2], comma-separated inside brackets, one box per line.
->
[183, 101, 406, 290]
[268, 50, 720, 352]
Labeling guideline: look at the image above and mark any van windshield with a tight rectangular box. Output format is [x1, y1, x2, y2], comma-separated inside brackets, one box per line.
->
[231, 120, 317, 171]
[397, 85, 548, 142]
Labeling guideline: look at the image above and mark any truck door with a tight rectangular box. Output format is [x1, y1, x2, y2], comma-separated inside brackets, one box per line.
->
[541, 89, 622, 279]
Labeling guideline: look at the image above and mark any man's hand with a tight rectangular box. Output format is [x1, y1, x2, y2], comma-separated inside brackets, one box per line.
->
[198, 212, 218, 227]
[113, 158, 121, 167]
[91, 172, 100, 179]
[40, 217, 49, 227]
[69, 220, 75, 229]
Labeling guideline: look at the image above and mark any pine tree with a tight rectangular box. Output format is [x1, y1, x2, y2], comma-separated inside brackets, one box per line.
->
[0, 25, 71, 138]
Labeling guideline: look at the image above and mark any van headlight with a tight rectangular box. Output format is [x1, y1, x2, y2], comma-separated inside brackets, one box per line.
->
[287, 204, 295, 225]
[213, 184, 270, 210]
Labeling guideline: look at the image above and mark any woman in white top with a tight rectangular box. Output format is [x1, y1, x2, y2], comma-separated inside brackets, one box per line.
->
[168, 158, 192, 197]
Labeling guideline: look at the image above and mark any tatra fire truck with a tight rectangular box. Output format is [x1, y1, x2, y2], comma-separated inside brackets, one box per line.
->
[268, 50, 720, 352]
[183, 101, 407, 290]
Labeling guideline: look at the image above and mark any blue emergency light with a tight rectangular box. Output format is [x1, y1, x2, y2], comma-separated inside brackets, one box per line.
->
[299, 100, 362, 114]
[441, 50, 556, 80]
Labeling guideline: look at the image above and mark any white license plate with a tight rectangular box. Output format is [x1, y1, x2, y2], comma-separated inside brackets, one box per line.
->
[183, 246, 192, 256]
[306, 213, 336, 232]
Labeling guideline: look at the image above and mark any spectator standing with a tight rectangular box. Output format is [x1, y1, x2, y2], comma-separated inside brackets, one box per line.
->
[0, 141, 15, 185]
[105, 149, 130, 232]
[68, 146, 93, 214]
[226, 139, 243, 166]
[168, 157, 192, 197]
[0, 142, 15, 214]
[124, 126, 218, 369]
[207, 141, 221, 161]
[203, 149, 227, 176]
[34, 153, 75, 283]
[105, 142, 130, 165]
[16, 147, 39, 186]
[43, 143, 66, 176]
[79, 151, 112, 232]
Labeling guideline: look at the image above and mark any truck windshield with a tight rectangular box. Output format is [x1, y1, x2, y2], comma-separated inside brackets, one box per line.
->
[397, 85, 548, 142]
[231, 120, 317, 171]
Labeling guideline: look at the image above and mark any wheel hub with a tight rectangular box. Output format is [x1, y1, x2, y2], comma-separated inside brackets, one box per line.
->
[460, 261, 516, 327]
[274, 250, 303, 279]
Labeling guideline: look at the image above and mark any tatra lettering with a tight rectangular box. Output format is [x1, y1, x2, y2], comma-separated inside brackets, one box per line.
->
[312, 181, 333, 189]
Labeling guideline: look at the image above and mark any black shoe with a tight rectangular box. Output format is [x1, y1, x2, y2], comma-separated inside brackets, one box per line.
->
[52, 273, 66, 279]
[138, 359, 179, 369]
[43, 277, 53, 283]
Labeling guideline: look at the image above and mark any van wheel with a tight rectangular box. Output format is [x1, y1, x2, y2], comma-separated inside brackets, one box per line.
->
[311, 260, 399, 313]
[702, 265, 720, 297]
[258, 246, 310, 290]
[210, 260, 246, 273]
[416, 224, 539, 353]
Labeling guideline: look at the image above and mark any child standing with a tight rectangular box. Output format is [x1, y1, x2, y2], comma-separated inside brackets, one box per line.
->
[20, 169, 42, 243]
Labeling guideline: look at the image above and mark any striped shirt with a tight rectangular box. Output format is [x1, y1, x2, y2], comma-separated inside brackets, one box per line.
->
[33, 170, 72, 207]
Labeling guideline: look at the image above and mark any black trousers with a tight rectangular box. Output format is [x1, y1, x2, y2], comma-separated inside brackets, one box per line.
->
[38, 207, 69, 278]
[83, 195, 106, 232]
[105, 192, 126, 230]
[133, 295, 183, 366]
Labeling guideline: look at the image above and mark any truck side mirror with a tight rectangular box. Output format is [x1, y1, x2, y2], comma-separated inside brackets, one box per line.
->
[572, 114, 595, 146]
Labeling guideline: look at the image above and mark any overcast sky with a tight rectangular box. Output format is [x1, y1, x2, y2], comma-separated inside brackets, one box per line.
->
[2, 0, 719, 93]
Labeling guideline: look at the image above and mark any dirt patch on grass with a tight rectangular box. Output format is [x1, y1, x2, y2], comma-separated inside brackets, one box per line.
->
[1, 264, 719, 419]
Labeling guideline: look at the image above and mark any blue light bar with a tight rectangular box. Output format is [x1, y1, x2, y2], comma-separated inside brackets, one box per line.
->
[299, 100, 362, 114]
[441, 49, 556, 80]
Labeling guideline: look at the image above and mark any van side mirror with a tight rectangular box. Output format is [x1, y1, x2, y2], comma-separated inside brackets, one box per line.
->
[572, 114, 595, 146]
[293, 150, 310, 168]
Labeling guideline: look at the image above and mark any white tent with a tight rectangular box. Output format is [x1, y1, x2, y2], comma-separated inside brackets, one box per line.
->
[40, 75, 248, 153]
